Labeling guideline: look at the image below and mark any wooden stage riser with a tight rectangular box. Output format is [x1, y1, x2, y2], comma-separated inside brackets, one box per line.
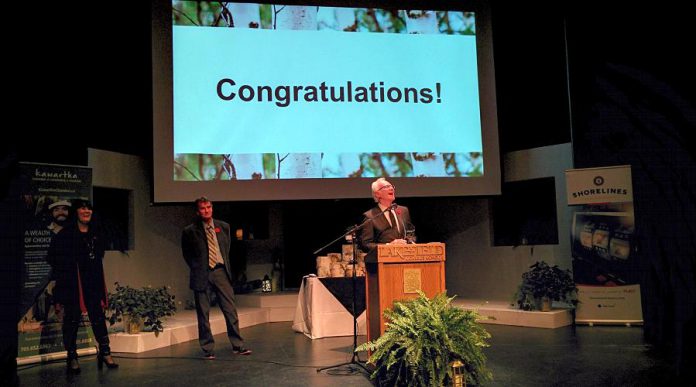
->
[110, 292, 574, 353]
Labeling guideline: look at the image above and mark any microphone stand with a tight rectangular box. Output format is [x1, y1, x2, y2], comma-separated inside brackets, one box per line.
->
[314, 205, 395, 376]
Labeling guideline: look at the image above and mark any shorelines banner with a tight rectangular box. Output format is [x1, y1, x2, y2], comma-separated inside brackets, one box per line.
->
[566, 165, 633, 205]
[17, 162, 94, 358]
[566, 165, 642, 325]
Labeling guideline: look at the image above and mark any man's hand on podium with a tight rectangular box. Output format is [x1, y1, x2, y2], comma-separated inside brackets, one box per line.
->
[387, 239, 408, 245]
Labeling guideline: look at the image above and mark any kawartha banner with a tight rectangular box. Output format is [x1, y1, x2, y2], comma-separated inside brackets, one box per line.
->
[17, 162, 94, 358]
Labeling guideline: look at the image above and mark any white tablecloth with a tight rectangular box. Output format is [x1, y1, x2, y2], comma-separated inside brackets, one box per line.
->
[292, 276, 366, 339]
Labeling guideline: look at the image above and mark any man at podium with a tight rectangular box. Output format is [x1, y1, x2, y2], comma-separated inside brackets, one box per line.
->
[359, 178, 415, 253]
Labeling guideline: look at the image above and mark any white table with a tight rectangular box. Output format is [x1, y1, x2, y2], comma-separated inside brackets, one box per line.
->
[292, 276, 366, 339]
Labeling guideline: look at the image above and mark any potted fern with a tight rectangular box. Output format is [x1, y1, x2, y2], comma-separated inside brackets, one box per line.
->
[356, 291, 493, 386]
[513, 261, 578, 312]
[106, 282, 177, 335]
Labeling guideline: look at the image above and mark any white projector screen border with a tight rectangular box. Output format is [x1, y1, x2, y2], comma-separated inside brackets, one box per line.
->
[152, 0, 500, 202]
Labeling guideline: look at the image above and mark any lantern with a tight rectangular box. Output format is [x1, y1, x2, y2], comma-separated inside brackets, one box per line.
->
[261, 275, 272, 293]
[450, 359, 465, 387]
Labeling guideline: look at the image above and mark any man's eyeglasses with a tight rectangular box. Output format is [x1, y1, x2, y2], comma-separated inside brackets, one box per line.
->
[378, 184, 395, 191]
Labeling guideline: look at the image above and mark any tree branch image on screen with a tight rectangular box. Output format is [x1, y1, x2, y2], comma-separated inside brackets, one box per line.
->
[153, 1, 500, 201]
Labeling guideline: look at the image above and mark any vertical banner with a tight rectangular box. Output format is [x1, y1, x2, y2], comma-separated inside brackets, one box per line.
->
[17, 162, 93, 358]
[566, 165, 643, 324]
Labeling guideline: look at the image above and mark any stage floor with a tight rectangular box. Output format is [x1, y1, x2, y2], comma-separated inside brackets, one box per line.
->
[15, 321, 677, 386]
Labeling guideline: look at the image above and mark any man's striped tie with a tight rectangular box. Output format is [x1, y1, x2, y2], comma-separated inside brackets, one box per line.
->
[207, 226, 218, 268]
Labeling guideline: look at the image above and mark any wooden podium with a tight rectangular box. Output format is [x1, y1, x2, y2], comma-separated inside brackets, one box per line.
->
[365, 242, 446, 343]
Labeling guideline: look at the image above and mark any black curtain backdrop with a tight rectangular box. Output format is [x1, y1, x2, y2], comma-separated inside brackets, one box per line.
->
[566, 4, 696, 379]
[0, 150, 22, 383]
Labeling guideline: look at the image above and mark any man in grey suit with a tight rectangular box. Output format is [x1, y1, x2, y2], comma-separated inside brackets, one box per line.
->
[359, 178, 414, 253]
[181, 197, 251, 359]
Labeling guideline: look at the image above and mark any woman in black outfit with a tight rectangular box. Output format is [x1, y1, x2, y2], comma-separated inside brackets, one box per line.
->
[47, 199, 118, 373]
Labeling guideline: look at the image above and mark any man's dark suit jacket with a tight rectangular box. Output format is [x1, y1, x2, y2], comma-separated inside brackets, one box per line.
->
[181, 219, 232, 291]
[358, 205, 412, 253]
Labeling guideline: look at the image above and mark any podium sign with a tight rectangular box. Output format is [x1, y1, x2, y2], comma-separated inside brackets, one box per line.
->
[368, 243, 446, 263]
[365, 243, 446, 343]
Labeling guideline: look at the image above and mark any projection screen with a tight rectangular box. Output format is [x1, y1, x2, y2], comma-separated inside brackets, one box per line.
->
[152, 1, 500, 202]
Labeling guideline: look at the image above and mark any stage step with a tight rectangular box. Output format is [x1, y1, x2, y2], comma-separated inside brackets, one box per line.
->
[110, 291, 299, 353]
[453, 299, 573, 329]
[110, 293, 572, 353]
[236, 291, 298, 322]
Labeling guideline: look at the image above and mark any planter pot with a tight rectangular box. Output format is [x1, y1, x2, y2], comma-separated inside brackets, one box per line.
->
[537, 297, 552, 312]
[125, 315, 143, 334]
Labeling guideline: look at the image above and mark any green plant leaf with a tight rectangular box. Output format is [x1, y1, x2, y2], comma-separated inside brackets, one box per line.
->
[106, 283, 177, 334]
[356, 291, 492, 386]
[514, 261, 578, 311]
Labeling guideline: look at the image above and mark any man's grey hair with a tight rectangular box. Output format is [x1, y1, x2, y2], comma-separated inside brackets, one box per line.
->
[371, 178, 388, 203]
